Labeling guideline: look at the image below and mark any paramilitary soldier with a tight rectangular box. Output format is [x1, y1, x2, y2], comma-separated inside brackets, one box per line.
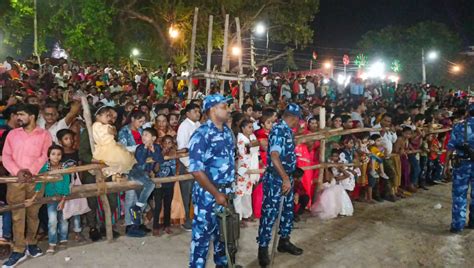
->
[257, 103, 304, 267]
[446, 103, 474, 233]
[188, 94, 237, 268]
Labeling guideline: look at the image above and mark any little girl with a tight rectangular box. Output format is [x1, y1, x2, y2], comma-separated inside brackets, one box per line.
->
[29, 145, 71, 254]
[311, 149, 354, 219]
[92, 106, 136, 177]
[235, 120, 260, 226]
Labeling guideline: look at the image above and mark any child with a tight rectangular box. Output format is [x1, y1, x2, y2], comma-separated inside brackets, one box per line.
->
[153, 135, 176, 236]
[311, 149, 353, 219]
[393, 127, 414, 195]
[235, 120, 260, 227]
[426, 133, 444, 184]
[92, 106, 136, 177]
[28, 145, 71, 254]
[293, 168, 309, 222]
[339, 136, 360, 191]
[127, 128, 164, 237]
[368, 134, 389, 202]
[57, 129, 87, 242]
[357, 133, 371, 201]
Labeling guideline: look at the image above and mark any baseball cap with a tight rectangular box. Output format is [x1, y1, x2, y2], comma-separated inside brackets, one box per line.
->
[285, 103, 302, 119]
[202, 94, 232, 112]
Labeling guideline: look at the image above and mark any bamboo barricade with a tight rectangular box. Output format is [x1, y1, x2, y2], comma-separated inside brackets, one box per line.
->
[0, 162, 357, 214]
[0, 125, 453, 239]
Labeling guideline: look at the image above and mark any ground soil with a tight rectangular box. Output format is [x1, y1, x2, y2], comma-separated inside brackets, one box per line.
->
[8, 183, 474, 267]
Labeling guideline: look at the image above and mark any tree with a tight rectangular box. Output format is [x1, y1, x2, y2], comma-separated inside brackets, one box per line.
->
[358, 21, 463, 85]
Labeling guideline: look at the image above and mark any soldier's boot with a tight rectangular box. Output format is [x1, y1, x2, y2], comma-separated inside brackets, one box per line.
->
[277, 237, 303, 255]
[258, 246, 270, 267]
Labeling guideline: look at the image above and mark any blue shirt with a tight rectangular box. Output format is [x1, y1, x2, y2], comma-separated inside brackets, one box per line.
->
[189, 120, 235, 196]
[134, 144, 165, 173]
[267, 119, 296, 175]
[447, 117, 474, 158]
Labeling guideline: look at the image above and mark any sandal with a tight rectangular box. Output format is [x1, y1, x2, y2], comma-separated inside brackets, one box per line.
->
[163, 227, 173, 235]
[46, 245, 56, 254]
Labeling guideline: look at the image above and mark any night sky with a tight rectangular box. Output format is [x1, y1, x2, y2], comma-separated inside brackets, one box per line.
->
[313, 0, 474, 49]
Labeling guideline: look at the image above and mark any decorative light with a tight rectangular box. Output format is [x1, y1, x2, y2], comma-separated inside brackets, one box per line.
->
[391, 59, 402, 73]
[323, 61, 332, 69]
[355, 53, 368, 68]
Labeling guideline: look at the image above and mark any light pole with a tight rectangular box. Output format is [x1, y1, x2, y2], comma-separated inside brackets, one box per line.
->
[422, 49, 438, 84]
[251, 23, 269, 70]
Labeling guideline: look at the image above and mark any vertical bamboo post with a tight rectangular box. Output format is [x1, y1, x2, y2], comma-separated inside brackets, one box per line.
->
[235, 17, 244, 108]
[81, 96, 113, 241]
[187, 7, 199, 100]
[314, 108, 326, 203]
[205, 15, 213, 95]
[220, 14, 229, 95]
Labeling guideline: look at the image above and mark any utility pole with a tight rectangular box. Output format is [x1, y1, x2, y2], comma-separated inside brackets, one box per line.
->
[421, 48, 426, 84]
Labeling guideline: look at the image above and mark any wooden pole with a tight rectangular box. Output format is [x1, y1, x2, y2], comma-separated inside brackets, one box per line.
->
[205, 15, 214, 95]
[315, 108, 326, 203]
[220, 14, 229, 95]
[187, 7, 199, 100]
[81, 96, 113, 242]
[235, 17, 244, 108]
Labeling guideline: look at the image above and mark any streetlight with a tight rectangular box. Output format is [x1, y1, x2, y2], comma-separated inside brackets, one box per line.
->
[323, 61, 332, 69]
[169, 26, 179, 39]
[255, 23, 266, 35]
[131, 48, 140, 57]
[422, 48, 438, 84]
[231, 46, 241, 56]
[451, 65, 461, 73]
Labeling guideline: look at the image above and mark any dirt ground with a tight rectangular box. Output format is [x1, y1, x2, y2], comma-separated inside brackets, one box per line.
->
[8, 183, 474, 267]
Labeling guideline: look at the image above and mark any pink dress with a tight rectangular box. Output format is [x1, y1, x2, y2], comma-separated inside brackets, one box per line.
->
[295, 143, 314, 209]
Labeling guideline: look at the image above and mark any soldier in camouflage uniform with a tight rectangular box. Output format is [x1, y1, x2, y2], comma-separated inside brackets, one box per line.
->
[188, 94, 235, 268]
[446, 103, 474, 233]
[257, 104, 304, 267]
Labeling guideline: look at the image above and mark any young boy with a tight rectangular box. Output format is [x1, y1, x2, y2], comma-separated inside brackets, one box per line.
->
[426, 133, 444, 185]
[368, 134, 389, 202]
[127, 128, 164, 237]
[152, 135, 176, 236]
[56, 129, 85, 242]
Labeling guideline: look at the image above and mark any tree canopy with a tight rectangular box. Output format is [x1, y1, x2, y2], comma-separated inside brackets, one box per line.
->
[0, 0, 319, 66]
[357, 21, 463, 85]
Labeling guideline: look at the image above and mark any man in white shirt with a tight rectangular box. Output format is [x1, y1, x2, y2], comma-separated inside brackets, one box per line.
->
[305, 76, 315, 97]
[351, 101, 366, 127]
[372, 113, 398, 202]
[176, 103, 201, 230]
[37, 101, 81, 144]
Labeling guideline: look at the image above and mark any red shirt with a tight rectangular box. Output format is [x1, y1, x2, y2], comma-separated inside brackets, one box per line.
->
[131, 130, 142, 145]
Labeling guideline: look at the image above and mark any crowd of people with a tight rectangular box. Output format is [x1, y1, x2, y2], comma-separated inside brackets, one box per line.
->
[0, 55, 468, 267]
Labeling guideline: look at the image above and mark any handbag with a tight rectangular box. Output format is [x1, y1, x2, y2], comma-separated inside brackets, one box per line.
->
[62, 173, 91, 220]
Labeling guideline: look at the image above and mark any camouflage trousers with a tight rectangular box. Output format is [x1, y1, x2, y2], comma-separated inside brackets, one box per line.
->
[189, 196, 227, 268]
[257, 173, 295, 247]
[451, 162, 474, 231]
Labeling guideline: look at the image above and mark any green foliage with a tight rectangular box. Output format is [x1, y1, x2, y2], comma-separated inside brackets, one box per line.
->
[357, 21, 462, 84]
[1, 0, 319, 64]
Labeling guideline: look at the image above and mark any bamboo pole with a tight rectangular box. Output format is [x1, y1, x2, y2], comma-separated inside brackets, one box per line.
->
[81, 96, 113, 242]
[221, 14, 229, 95]
[187, 7, 199, 100]
[315, 108, 326, 203]
[235, 17, 244, 107]
[205, 15, 213, 95]
[0, 175, 61, 184]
